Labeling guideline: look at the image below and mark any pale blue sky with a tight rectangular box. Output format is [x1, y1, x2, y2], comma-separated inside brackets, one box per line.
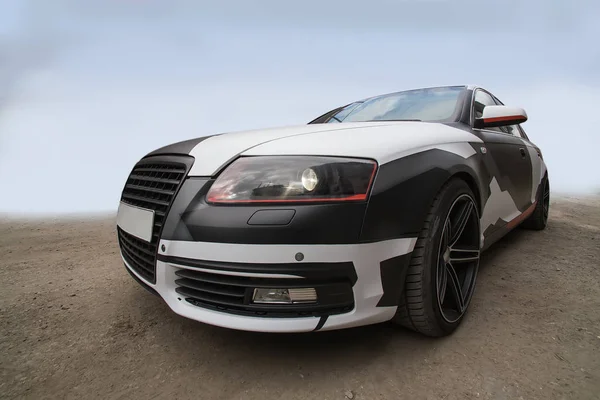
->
[1, 0, 599, 213]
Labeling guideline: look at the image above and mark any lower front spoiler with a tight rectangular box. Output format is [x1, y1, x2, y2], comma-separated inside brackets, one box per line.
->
[121, 237, 416, 333]
[123, 262, 160, 298]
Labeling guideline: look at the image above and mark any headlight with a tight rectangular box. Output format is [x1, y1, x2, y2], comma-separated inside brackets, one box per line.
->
[207, 156, 377, 204]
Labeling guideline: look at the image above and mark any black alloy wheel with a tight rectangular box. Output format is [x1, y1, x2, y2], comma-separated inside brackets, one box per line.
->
[393, 178, 481, 337]
[542, 179, 550, 223]
[436, 194, 480, 323]
[522, 175, 550, 231]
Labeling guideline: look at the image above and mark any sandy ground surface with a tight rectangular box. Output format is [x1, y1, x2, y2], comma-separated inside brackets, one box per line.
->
[1, 195, 599, 400]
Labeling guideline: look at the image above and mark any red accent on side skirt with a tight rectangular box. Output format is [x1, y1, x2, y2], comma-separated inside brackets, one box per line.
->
[506, 201, 537, 230]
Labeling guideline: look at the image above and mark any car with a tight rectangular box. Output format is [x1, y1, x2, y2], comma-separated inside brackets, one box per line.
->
[115, 85, 549, 337]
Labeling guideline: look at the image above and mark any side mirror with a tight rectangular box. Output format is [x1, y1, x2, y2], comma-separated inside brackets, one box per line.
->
[474, 105, 528, 129]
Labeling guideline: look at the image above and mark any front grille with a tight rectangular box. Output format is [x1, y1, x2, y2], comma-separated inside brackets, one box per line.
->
[118, 228, 157, 282]
[173, 265, 355, 318]
[117, 156, 193, 284]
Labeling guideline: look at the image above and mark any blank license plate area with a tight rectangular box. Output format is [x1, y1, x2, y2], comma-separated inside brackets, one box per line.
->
[117, 201, 155, 242]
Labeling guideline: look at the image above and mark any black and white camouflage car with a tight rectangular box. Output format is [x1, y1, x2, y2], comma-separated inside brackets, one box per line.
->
[116, 85, 549, 337]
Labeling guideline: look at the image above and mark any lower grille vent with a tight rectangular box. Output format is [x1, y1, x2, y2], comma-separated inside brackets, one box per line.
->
[173, 266, 355, 318]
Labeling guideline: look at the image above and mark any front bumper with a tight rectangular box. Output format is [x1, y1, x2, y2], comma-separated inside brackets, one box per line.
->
[116, 154, 417, 332]
[121, 237, 416, 332]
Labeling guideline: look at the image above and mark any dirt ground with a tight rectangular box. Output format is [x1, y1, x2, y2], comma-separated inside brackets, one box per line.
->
[1, 195, 599, 400]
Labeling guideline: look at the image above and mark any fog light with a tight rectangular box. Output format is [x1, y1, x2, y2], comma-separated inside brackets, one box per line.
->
[252, 288, 317, 304]
[289, 288, 318, 303]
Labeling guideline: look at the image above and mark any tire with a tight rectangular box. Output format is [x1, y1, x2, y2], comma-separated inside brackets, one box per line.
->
[521, 175, 549, 230]
[392, 178, 481, 337]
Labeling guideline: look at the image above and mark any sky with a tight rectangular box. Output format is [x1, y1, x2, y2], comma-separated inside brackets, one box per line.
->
[0, 0, 599, 214]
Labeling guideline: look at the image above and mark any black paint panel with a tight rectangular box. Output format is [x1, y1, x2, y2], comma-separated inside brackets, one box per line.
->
[123, 263, 160, 297]
[475, 131, 532, 212]
[377, 254, 412, 307]
[155, 133, 532, 251]
[247, 210, 296, 226]
[360, 147, 487, 242]
[161, 146, 491, 245]
[159, 178, 211, 242]
[144, 135, 217, 158]
[161, 178, 368, 244]
[314, 316, 329, 331]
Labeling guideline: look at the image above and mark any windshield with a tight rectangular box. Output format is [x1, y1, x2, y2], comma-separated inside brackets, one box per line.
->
[326, 86, 465, 123]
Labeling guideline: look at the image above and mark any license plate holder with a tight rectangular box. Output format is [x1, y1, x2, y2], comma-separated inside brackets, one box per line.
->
[117, 201, 155, 242]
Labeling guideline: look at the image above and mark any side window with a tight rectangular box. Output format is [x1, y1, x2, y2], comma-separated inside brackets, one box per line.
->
[517, 125, 529, 141]
[503, 124, 522, 137]
[473, 90, 502, 132]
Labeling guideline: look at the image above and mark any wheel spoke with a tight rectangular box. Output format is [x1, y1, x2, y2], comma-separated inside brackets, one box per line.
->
[438, 259, 448, 302]
[442, 220, 451, 249]
[449, 201, 473, 245]
[449, 248, 480, 264]
[445, 263, 465, 312]
[436, 194, 480, 323]
[543, 181, 550, 218]
[543, 183, 550, 218]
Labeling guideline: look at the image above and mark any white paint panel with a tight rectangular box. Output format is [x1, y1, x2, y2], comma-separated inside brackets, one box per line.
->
[482, 105, 528, 122]
[166, 263, 304, 279]
[186, 122, 482, 176]
[187, 122, 397, 176]
[119, 237, 418, 332]
[480, 177, 521, 240]
[116, 201, 154, 242]
[242, 122, 483, 165]
[159, 237, 417, 264]
[122, 256, 320, 332]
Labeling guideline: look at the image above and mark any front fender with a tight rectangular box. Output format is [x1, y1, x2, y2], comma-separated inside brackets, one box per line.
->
[360, 144, 485, 242]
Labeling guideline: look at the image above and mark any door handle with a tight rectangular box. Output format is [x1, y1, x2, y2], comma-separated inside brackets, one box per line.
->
[519, 148, 527, 158]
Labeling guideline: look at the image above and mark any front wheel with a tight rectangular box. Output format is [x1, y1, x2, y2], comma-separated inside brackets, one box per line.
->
[392, 179, 481, 337]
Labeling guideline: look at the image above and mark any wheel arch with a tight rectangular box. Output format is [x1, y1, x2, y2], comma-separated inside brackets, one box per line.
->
[360, 149, 487, 242]
[448, 171, 482, 215]
[360, 148, 486, 242]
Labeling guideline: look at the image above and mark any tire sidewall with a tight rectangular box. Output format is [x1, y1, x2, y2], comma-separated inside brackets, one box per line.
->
[542, 176, 550, 226]
[419, 180, 480, 335]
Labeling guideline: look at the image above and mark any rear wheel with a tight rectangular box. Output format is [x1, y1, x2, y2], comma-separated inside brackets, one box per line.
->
[521, 176, 549, 230]
[392, 179, 481, 337]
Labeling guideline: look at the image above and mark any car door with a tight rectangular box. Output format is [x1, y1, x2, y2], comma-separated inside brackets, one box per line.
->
[470, 89, 533, 236]
[492, 95, 546, 209]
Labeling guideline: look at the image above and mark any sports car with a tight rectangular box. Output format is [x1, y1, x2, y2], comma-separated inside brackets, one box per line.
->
[115, 85, 549, 337]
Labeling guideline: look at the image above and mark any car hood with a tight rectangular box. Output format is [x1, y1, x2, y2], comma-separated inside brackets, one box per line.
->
[153, 121, 482, 176]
